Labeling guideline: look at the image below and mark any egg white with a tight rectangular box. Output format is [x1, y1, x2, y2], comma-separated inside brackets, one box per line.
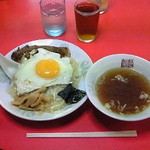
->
[13, 48, 73, 94]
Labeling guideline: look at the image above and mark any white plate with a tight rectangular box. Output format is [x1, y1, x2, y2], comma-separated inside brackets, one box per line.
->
[0, 39, 92, 121]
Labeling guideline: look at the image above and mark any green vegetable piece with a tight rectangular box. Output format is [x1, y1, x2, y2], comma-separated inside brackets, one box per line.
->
[58, 84, 86, 104]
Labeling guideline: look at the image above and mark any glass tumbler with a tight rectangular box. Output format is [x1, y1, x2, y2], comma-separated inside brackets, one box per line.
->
[74, 0, 100, 43]
[39, 0, 66, 37]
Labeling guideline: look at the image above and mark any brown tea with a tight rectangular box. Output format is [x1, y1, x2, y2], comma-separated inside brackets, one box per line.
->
[74, 1, 100, 42]
[96, 68, 150, 115]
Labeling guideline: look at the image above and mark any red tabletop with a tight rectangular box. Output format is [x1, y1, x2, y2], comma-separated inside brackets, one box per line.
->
[0, 0, 150, 150]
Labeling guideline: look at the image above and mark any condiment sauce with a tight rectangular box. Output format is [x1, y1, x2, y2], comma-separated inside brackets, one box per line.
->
[96, 68, 150, 115]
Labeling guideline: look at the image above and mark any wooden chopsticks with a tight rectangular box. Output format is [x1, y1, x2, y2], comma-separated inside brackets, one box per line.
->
[26, 130, 137, 138]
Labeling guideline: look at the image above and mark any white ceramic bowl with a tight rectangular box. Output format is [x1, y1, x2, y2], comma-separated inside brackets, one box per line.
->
[85, 54, 150, 121]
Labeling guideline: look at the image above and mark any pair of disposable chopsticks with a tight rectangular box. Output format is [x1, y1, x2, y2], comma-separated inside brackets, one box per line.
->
[26, 130, 137, 138]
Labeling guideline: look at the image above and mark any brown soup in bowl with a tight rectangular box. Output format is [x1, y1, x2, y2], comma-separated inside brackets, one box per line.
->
[95, 68, 150, 115]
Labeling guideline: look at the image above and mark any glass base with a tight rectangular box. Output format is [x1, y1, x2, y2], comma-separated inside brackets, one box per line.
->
[78, 38, 95, 43]
[99, 3, 108, 14]
[100, 9, 107, 14]
[77, 34, 96, 43]
[45, 27, 65, 37]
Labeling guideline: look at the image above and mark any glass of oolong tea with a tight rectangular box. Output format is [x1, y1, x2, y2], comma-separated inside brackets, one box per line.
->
[74, 0, 100, 43]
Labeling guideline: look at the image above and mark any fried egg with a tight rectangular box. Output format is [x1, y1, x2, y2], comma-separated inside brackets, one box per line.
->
[13, 48, 73, 94]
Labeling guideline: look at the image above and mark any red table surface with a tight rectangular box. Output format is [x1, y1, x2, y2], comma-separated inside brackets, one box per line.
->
[0, 0, 150, 150]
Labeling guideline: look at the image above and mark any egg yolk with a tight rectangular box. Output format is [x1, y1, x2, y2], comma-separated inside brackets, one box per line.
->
[35, 59, 60, 78]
